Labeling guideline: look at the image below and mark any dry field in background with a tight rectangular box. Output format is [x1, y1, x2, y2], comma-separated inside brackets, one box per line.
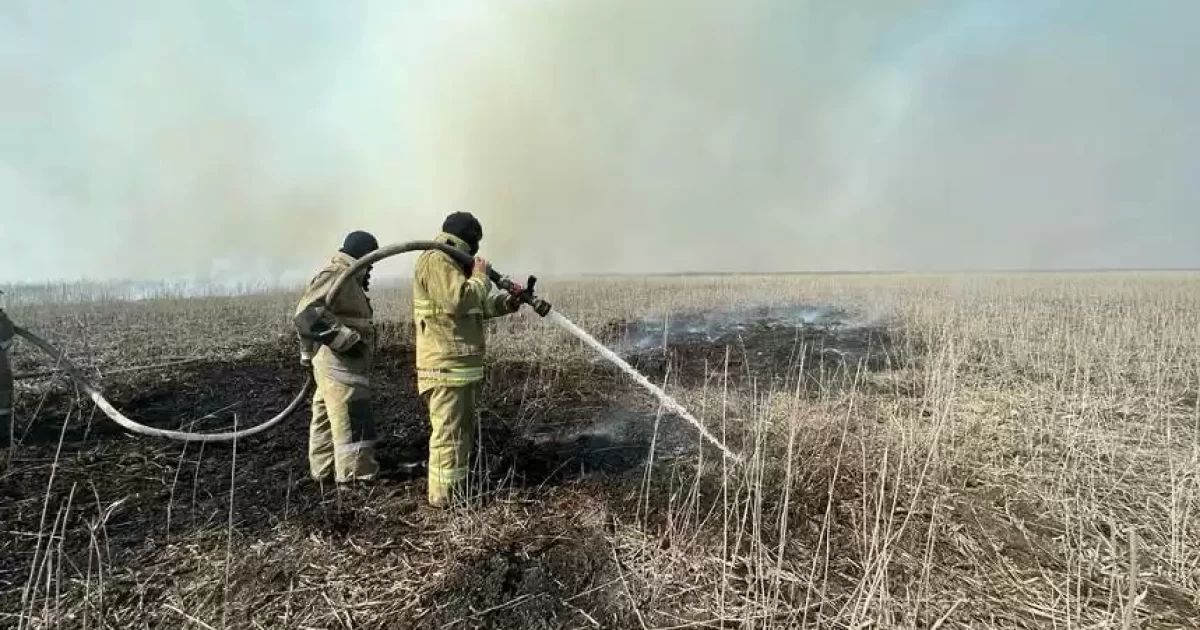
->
[1, 272, 1198, 629]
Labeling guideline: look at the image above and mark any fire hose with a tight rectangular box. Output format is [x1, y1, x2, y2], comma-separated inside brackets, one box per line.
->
[7, 240, 552, 443]
[12, 325, 312, 442]
[324, 240, 552, 316]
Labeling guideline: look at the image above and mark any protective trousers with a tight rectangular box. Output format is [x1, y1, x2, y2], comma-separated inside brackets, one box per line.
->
[423, 383, 479, 507]
[1, 343, 11, 449]
[309, 353, 379, 483]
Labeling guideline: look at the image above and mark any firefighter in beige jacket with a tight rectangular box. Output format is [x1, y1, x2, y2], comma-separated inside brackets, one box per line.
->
[413, 213, 522, 507]
[294, 231, 380, 484]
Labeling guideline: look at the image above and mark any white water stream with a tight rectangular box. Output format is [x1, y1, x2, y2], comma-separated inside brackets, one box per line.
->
[547, 311, 744, 464]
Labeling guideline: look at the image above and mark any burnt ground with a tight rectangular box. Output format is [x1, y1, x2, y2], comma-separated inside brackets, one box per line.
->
[601, 305, 913, 394]
[5, 309, 1194, 628]
[0, 311, 907, 629]
[0, 338, 660, 624]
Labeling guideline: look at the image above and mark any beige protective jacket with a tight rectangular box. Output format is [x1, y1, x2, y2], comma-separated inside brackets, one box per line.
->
[294, 252, 376, 378]
[413, 232, 517, 393]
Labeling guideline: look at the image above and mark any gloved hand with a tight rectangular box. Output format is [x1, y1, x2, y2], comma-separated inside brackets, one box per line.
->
[472, 256, 489, 278]
[300, 351, 312, 368]
[317, 327, 361, 353]
[504, 294, 524, 312]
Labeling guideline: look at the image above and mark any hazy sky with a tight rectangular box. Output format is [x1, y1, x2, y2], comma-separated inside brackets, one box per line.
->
[2, 0, 1198, 284]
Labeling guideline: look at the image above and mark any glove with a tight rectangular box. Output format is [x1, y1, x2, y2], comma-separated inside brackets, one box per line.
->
[321, 327, 362, 354]
[505, 294, 523, 312]
[300, 351, 312, 368]
[295, 304, 334, 341]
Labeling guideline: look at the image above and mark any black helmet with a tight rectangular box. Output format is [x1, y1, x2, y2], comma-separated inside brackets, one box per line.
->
[339, 230, 379, 259]
[442, 212, 482, 255]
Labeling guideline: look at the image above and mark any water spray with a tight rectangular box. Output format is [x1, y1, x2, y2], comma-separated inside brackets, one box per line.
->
[546, 310, 745, 465]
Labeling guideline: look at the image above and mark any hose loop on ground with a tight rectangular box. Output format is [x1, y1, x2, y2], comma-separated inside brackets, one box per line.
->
[14, 325, 312, 442]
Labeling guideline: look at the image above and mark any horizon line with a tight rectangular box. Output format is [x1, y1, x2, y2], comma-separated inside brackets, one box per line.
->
[3, 266, 1200, 287]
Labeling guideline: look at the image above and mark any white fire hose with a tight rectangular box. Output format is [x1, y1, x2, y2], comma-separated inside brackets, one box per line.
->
[13, 325, 311, 442]
[6, 239, 740, 464]
[3, 240, 483, 443]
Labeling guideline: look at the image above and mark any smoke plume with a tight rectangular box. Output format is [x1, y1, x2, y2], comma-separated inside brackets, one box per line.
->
[2, 0, 1198, 284]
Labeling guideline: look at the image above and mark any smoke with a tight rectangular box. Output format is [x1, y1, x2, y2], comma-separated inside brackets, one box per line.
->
[2, 0, 1198, 283]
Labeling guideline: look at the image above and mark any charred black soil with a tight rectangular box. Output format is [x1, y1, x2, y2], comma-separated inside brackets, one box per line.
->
[0, 306, 928, 628]
[603, 305, 910, 393]
[2, 328, 802, 628]
[10, 307, 1183, 629]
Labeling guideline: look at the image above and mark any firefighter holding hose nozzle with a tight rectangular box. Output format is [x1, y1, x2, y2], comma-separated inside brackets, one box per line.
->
[0, 307, 13, 448]
[294, 231, 382, 486]
[414, 212, 525, 508]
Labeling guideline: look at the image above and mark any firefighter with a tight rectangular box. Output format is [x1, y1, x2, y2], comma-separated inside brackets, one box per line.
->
[1, 307, 13, 448]
[413, 212, 523, 507]
[294, 231, 381, 485]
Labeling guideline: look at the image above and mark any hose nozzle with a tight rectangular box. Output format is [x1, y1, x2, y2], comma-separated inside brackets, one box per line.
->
[494, 273, 553, 317]
[529, 295, 553, 318]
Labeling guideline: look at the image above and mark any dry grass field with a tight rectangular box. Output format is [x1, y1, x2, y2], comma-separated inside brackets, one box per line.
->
[2, 272, 1198, 629]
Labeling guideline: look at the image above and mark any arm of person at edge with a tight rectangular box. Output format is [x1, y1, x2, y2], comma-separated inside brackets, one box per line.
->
[0, 309, 13, 351]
